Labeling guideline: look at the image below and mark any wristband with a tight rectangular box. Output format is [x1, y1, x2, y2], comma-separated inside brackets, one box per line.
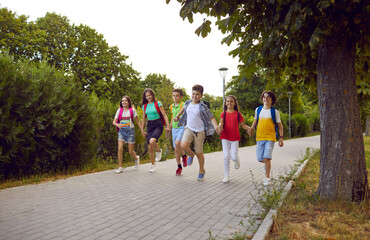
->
[279, 136, 283, 139]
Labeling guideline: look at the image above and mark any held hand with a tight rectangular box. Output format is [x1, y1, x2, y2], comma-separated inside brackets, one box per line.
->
[143, 131, 147, 137]
[216, 125, 222, 135]
[216, 128, 222, 135]
[247, 128, 254, 137]
[173, 116, 179, 122]
[165, 125, 171, 133]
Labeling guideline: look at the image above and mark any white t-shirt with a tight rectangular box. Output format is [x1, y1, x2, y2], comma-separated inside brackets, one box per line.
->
[186, 103, 205, 132]
[115, 108, 137, 129]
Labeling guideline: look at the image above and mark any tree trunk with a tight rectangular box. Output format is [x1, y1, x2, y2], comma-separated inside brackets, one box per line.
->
[316, 29, 368, 201]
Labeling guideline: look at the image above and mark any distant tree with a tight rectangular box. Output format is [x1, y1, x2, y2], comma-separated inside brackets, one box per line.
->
[0, 9, 142, 102]
[141, 73, 176, 111]
[202, 93, 223, 111]
[0, 8, 46, 62]
[35, 12, 75, 71]
[168, 0, 369, 201]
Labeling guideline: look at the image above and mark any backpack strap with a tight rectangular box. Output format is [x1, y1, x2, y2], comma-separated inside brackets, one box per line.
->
[170, 103, 174, 118]
[144, 103, 148, 118]
[116, 108, 124, 132]
[154, 101, 165, 126]
[270, 107, 279, 140]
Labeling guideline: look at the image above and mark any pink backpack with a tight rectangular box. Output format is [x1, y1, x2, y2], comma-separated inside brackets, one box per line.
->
[116, 108, 134, 132]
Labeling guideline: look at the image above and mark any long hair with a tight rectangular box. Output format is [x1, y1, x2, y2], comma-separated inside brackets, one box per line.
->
[223, 95, 240, 126]
[141, 88, 157, 106]
[120, 95, 132, 108]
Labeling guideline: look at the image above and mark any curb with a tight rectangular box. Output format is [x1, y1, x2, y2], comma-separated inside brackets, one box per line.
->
[251, 154, 312, 240]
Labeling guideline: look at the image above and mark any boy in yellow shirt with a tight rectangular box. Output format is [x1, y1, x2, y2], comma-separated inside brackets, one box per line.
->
[249, 91, 284, 186]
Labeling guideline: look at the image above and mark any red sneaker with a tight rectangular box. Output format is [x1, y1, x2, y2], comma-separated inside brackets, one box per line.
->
[182, 155, 188, 168]
[176, 167, 182, 176]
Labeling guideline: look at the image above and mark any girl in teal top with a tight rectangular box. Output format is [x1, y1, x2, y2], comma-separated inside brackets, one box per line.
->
[141, 88, 171, 173]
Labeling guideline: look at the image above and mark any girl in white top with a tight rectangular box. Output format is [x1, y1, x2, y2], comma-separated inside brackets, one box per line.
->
[112, 95, 144, 173]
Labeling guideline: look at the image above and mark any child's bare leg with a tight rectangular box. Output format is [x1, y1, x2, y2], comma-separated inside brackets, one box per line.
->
[118, 141, 124, 167]
[181, 141, 194, 157]
[196, 153, 205, 173]
[128, 144, 138, 160]
[175, 140, 182, 165]
[150, 138, 160, 152]
[265, 158, 271, 178]
[148, 143, 155, 164]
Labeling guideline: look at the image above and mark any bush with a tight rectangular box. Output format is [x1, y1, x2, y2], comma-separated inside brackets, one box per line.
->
[0, 54, 100, 179]
[292, 113, 310, 137]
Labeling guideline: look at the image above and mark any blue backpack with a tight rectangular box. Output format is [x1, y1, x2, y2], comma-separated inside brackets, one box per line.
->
[256, 106, 279, 140]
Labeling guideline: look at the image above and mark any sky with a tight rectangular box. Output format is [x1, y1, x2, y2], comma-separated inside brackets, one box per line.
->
[1, 0, 241, 97]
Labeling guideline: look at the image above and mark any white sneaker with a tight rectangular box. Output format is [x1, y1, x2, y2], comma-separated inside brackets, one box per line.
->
[222, 176, 229, 183]
[135, 156, 140, 168]
[234, 158, 240, 169]
[155, 149, 162, 162]
[149, 164, 156, 173]
[114, 167, 123, 173]
[263, 178, 271, 186]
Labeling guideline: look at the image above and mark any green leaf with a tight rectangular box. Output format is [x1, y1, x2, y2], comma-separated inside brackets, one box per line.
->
[317, 0, 334, 12]
[309, 28, 323, 50]
[195, 20, 212, 38]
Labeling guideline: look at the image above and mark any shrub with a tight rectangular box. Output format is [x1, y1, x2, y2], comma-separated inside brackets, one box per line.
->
[0, 54, 99, 179]
[292, 113, 310, 137]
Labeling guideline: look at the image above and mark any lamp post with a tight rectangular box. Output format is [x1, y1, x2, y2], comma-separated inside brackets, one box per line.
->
[218, 67, 228, 104]
[287, 92, 293, 138]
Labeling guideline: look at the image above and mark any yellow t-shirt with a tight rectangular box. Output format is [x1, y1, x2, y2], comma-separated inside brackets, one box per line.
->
[254, 107, 281, 142]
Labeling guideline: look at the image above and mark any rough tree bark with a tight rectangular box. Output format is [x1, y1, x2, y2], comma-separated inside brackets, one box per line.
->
[316, 28, 368, 201]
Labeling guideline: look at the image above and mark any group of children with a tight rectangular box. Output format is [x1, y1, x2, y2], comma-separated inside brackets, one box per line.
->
[112, 84, 284, 185]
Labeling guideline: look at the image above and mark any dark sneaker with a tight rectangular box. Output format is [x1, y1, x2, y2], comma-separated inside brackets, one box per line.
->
[176, 167, 182, 176]
[197, 170, 205, 181]
[187, 156, 194, 166]
[182, 155, 188, 167]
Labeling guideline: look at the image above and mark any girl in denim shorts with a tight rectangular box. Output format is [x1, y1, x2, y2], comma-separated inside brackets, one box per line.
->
[113, 96, 144, 173]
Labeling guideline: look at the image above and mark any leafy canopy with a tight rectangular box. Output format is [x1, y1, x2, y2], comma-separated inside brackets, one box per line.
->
[168, 0, 369, 90]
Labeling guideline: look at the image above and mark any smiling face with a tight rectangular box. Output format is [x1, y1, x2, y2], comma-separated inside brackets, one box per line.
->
[121, 97, 129, 108]
[262, 93, 272, 107]
[191, 90, 202, 104]
[172, 91, 182, 104]
[145, 91, 154, 103]
[225, 97, 236, 110]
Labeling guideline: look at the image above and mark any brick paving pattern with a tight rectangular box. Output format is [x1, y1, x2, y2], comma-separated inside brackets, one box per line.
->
[0, 136, 319, 240]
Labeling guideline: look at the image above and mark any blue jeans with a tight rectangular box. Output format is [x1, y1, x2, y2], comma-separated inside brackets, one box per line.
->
[118, 127, 135, 143]
[256, 140, 275, 162]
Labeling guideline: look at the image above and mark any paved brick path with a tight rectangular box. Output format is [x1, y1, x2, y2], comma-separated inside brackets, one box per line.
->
[0, 136, 319, 240]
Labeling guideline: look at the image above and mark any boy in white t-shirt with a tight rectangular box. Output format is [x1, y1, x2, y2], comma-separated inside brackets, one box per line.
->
[249, 91, 284, 186]
[174, 84, 220, 181]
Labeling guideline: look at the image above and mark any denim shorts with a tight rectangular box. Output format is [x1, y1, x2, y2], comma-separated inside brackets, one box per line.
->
[172, 126, 185, 148]
[118, 127, 135, 144]
[256, 140, 275, 162]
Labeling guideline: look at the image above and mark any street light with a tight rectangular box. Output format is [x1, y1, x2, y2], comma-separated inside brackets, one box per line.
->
[219, 67, 228, 104]
[287, 92, 293, 138]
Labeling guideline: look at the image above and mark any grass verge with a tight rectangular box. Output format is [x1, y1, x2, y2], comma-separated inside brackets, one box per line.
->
[266, 136, 370, 240]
